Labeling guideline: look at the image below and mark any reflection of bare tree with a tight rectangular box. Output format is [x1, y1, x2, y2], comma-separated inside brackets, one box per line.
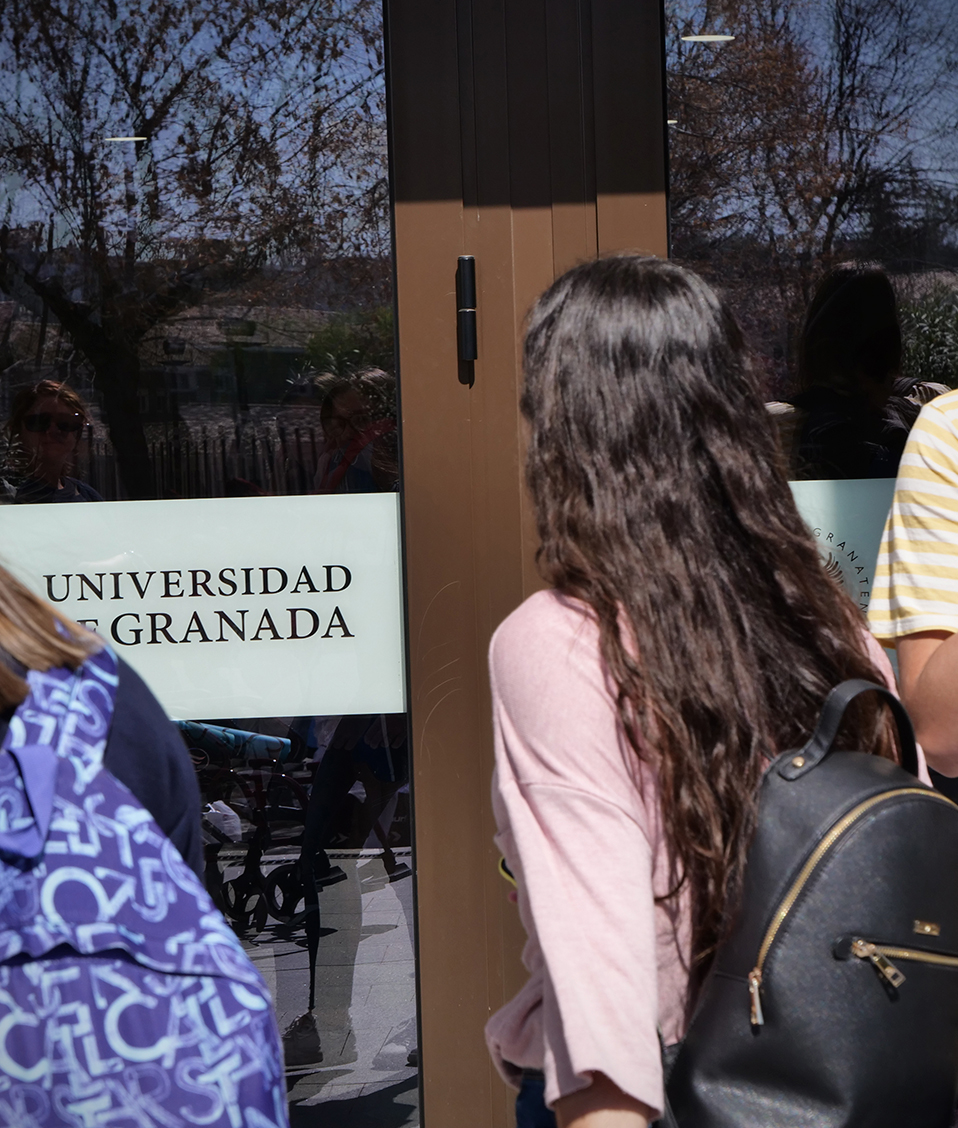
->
[667, 0, 958, 383]
[0, 0, 387, 498]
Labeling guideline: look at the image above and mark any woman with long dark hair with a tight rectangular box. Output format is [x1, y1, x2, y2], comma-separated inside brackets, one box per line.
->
[486, 257, 924, 1128]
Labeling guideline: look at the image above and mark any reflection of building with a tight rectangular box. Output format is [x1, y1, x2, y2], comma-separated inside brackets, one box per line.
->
[136, 307, 333, 416]
[138, 364, 219, 417]
[0, 302, 340, 498]
[0, 271, 382, 421]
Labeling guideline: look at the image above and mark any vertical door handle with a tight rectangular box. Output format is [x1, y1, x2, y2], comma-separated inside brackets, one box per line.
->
[456, 256, 478, 363]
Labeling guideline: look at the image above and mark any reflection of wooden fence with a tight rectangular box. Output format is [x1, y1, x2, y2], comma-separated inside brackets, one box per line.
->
[74, 413, 325, 501]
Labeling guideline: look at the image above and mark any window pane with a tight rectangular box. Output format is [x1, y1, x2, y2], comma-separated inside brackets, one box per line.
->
[665, 0, 958, 619]
[0, 1, 417, 1123]
[665, 0, 958, 483]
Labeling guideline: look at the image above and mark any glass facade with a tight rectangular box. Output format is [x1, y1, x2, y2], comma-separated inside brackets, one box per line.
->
[666, 0, 958, 408]
[15, 2, 951, 1120]
[0, 1, 417, 1123]
[665, 0, 958, 618]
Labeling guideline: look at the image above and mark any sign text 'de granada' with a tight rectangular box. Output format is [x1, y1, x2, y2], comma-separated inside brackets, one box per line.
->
[0, 494, 406, 719]
[44, 563, 354, 647]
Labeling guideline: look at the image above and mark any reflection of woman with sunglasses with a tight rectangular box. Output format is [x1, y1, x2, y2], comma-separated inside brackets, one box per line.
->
[5, 379, 103, 502]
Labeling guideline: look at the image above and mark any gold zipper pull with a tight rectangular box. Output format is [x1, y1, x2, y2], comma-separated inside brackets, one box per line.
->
[748, 967, 765, 1026]
[851, 939, 906, 988]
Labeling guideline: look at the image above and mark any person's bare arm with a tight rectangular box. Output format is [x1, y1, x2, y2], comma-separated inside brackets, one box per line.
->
[555, 1073, 654, 1128]
[898, 630, 958, 774]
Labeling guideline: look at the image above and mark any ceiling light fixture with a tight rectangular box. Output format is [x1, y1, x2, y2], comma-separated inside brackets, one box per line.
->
[667, 119, 679, 124]
[681, 34, 735, 42]
[105, 136, 147, 141]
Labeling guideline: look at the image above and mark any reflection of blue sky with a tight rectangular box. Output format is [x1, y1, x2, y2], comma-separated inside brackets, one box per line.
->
[666, 0, 958, 228]
[0, 2, 386, 258]
[797, 0, 958, 191]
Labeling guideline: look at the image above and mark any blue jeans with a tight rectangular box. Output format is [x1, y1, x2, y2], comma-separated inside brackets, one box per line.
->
[516, 1073, 557, 1128]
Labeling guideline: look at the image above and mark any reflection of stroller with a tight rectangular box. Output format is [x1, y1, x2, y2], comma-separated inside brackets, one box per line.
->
[182, 721, 312, 931]
[181, 714, 412, 1011]
[187, 716, 411, 914]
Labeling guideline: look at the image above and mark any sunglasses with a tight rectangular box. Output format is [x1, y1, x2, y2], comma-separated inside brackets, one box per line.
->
[23, 412, 84, 434]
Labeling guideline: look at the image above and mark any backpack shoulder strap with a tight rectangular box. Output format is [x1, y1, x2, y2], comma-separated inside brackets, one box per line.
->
[778, 679, 919, 781]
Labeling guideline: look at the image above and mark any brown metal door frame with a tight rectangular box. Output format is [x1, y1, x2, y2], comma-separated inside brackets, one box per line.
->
[385, 3, 669, 1123]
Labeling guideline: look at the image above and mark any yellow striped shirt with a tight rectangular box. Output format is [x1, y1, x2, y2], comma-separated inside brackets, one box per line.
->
[869, 388, 958, 642]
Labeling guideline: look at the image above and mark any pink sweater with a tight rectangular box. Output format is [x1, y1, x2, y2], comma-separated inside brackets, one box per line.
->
[485, 589, 928, 1116]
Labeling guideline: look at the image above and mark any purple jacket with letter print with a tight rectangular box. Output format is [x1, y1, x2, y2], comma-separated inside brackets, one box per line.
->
[0, 644, 287, 1126]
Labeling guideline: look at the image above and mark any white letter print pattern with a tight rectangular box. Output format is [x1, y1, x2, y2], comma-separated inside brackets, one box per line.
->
[0, 647, 287, 1126]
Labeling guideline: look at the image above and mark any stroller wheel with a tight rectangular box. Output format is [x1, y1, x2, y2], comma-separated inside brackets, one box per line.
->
[222, 878, 268, 933]
[265, 864, 304, 923]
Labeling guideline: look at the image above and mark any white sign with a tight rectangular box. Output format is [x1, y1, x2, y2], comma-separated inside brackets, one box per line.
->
[790, 478, 896, 614]
[0, 494, 406, 720]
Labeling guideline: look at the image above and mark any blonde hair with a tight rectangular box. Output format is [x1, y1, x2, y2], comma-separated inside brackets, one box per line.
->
[0, 565, 100, 709]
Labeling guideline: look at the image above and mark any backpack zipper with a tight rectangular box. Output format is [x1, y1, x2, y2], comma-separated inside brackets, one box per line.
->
[849, 938, 958, 986]
[849, 939, 907, 986]
[747, 787, 953, 1026]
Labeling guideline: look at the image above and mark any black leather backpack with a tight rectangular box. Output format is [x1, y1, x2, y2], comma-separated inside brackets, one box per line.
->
[660, 680, 958, 1127]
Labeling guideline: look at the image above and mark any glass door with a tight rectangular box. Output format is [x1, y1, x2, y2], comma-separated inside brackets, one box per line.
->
[0, 1, 417, 1123]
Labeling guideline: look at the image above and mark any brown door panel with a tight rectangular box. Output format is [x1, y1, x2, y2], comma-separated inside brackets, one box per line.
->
[387, 2, 668, 1123]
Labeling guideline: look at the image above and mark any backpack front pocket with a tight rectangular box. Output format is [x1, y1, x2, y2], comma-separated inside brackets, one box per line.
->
[747, 788, 954, 1026]
[833, 935, 958, 988]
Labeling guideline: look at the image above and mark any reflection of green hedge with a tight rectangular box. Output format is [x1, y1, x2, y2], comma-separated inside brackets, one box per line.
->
[901, 284, 958, 388]
[304, 307, 394, 376]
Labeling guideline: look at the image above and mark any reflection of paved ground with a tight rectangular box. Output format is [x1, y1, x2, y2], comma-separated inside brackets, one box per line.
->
[231, 849, 420, 1126]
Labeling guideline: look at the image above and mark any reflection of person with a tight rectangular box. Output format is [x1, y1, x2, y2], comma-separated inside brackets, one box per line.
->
[487, 257, 919, 1128]
[870, 388, 958, 791]
[313, 369, 398, 493]
[0, 564, 287, 1121]
[787, 265, 915, 479]
[300, 713, 410, 888]
[5, 379, 103, 501]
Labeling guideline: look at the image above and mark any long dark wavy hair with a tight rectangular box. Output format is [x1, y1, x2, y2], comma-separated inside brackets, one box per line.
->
[521, 256, 896, 998]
